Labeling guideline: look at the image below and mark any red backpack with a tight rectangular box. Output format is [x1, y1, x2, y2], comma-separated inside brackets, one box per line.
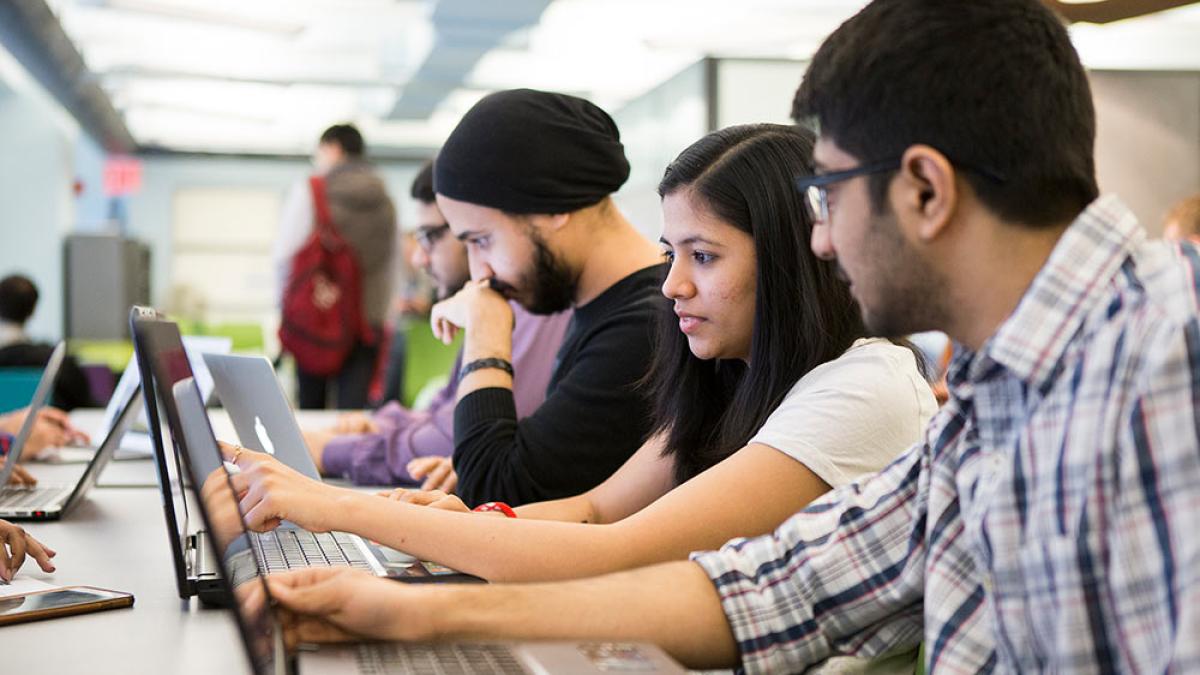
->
[278, 176, 374, 376]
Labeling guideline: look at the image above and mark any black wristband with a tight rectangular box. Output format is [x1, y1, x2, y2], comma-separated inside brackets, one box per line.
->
[460, 357, 514, 378]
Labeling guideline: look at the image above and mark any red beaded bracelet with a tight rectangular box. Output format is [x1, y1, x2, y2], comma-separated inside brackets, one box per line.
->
[472, 501, 517, 518]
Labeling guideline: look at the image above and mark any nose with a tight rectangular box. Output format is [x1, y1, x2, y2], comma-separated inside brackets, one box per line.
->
[661, 257, 696, 301]
[467, 253, 493, 281]
[810, 222, 836, 261]
[410, 243, 430, 271]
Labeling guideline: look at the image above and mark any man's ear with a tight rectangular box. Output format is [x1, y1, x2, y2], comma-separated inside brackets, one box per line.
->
[529, 212, 571, 234]
[896, 145, 957, 242]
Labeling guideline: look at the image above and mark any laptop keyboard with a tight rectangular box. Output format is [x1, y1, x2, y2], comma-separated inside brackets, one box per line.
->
[251, 529, 373, 573]
[356, 643, 528, 675]
[0, 486, 69, 509]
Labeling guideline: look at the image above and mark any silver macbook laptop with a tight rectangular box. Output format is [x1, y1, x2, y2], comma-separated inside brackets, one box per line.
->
[203, 352, 481, 583]
[132, 310, 455, 587]
[0, 342, 67, 518]
[169, 360, 687, 675]
[202, 353, 321, 480]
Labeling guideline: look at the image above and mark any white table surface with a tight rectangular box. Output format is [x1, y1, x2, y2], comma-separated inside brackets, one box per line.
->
[3, 407, 359, 674]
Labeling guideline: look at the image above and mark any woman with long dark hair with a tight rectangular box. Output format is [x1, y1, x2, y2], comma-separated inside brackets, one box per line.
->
[226, 124, 936, 585]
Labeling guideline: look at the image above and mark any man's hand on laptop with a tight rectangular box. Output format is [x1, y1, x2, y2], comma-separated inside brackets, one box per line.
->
[300, 429, 336, 475]
[0, 457, 36, 487]
[0, 519, 56, 582]
[331, 412, 378, 435]
[406, 456, 458, 493]
[220, 441, 350, 533]
[268, 567, 436, 646]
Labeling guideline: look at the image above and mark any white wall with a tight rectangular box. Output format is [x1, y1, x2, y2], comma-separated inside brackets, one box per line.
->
[124, 154, 421, 317]
[1091, 71, 1200, 235]
[618, 58, 1200, 241]
[715, 59, 807, 128]
[0, 58, 83, 343]
[612, 61, 709, 241]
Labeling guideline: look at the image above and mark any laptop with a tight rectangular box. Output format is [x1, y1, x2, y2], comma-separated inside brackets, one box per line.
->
[129, 308, 227, 604]
[202, 353, 322, 480]
[0, 377, 143, 521]
[204, 352, 483, 584]
[99, 335, 232, 458]
[168, 354, 687, 674]
[132, 308, 462, 592]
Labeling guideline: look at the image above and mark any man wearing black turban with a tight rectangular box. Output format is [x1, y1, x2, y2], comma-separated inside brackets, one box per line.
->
[425, 88, 666, 506]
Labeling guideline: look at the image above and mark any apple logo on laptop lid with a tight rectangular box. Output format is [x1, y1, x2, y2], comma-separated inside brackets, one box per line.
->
[254, 417, 277, 456]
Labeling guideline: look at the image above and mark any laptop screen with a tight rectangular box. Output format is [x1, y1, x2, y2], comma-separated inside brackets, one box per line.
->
[133, 309, 278, 675]
[0, 341, 66, 484]
[131, 312, 199, 600]
[99, 335, 232, 445]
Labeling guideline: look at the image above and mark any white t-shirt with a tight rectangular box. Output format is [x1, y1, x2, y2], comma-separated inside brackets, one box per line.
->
[750, 337, 937, 489]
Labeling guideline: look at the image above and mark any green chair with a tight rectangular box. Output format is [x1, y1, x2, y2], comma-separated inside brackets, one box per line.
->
[206, 322, 266, 353]
[68, 340, 134, 374]
[0, 367, 43, 414]
[402, 321, 461, 408]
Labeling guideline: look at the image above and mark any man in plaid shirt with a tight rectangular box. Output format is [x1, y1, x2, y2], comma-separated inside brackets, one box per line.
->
[688, 0, 1200, 670]
[243, 0, 1199, 671]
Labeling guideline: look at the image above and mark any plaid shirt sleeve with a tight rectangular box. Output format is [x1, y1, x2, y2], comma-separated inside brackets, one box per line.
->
[692, 440, 931, 673]
[1076, 312, 1200, 670]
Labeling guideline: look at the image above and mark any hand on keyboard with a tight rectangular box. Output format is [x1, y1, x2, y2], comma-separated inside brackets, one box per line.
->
[0, 457, 36, 487]
[218, 440, 349, 533]
[267, 567, 431, 646]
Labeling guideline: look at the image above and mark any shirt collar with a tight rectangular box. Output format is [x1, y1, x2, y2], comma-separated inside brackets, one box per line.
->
[976, 195, 1143, 389]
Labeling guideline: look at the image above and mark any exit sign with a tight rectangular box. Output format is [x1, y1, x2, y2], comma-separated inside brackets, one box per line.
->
[103, 157, 142, 196]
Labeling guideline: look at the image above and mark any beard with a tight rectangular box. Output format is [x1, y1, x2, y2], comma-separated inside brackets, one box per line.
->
[855, 208, 944, 338]
[492, 231, 577, 315]
[524, 234, 578, 314]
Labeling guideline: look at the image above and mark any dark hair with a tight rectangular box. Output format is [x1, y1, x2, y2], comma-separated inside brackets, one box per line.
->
[793, 0, 1099, 227]
[319, 123, 365, 157]
[411, 159, 435, 204]
[648, 124, 865, 485]
[0, 274, 39, 324]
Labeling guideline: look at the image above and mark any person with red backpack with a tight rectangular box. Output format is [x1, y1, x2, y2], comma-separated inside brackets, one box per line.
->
[273, 124, 397, 409]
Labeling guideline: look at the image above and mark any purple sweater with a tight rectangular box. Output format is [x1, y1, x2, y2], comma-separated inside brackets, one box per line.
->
[321, 304, 572, 486]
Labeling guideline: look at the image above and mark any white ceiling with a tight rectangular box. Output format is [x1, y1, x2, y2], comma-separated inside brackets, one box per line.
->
[38, 0, 1200, 156]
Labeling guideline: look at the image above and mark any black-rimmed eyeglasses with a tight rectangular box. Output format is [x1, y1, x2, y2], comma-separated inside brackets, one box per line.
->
[794, 157, 1007, 223]
[795, 160, 900, 224]
[415, 223, 450, 252]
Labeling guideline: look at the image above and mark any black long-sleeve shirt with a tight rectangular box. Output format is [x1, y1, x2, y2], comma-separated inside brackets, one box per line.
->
[453, 264, 666, 507]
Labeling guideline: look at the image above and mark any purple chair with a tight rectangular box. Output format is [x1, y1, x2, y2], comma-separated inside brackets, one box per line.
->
[80, 364, 116, 407]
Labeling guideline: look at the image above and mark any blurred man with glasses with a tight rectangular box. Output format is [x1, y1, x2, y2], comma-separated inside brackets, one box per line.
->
[302, 160, 571, 490]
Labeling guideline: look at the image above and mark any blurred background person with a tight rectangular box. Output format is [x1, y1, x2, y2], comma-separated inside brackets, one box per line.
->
[1163, 193, 1200, 242]
[0, 274, 94, 410]
[273, 124, 397, 409]
[377, 211, 435, 406]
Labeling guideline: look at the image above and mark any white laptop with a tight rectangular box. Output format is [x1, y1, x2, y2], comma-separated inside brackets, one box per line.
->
[99, 334, 231, 458]
[0, 343, 143, 520]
